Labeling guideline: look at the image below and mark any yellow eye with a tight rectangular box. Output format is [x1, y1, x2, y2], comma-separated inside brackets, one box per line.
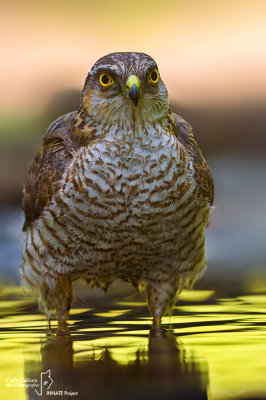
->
[148, 68, 159, 84]
[99, 73, 114, 87]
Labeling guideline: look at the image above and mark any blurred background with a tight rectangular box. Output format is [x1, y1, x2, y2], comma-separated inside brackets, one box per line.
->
[0, 0, 266, 292]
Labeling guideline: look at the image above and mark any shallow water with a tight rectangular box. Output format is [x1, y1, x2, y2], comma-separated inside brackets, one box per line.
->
[1, 288, 266, 400]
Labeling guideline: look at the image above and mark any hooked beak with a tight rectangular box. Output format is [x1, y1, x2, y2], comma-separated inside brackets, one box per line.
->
[125, 75, 141, 107]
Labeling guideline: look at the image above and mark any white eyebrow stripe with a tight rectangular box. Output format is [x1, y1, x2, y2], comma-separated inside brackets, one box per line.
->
[144, 61, 158, 71]
[91, 65, 122, 75]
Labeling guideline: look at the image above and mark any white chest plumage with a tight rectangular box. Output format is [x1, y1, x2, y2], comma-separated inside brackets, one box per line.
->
[47, 126, 205, 287]
[22, 125, 206, 293]
[62, 128, 196, 236]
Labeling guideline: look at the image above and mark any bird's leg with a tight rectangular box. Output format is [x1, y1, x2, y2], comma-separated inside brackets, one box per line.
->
[39, 276, 73, 331]
[146, 282, 177, 329]
[152, 317, 162, 329]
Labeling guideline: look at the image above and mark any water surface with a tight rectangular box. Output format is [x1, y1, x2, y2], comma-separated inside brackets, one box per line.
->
[1, 288, 266, 399]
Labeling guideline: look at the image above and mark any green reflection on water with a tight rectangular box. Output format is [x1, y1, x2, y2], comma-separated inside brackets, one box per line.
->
[0, 288, 266, 400]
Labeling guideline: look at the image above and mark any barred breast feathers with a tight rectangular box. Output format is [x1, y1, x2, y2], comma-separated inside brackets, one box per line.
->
[22, 109, 213, 232]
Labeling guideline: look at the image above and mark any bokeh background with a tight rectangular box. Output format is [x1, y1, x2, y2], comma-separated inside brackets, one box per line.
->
[0, 0, 266, 292]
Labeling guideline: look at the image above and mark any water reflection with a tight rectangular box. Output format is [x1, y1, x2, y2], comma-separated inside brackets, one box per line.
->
[1, 289, 266, 400]
[25, 327, 208, 400]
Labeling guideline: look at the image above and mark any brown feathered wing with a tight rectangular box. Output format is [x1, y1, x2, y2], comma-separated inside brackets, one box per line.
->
[22, 111, 77, 230]
[173, 113, 214, 206]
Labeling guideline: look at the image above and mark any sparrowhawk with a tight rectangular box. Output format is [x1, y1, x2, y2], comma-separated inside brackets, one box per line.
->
[21, 52, 214, 328]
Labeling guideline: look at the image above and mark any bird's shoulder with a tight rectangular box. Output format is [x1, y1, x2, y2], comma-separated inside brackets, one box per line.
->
[173, 112, 214, 206]
[22, 111, 78, 230]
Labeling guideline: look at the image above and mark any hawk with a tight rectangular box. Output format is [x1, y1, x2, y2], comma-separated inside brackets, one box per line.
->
[21, 52, 214, 328]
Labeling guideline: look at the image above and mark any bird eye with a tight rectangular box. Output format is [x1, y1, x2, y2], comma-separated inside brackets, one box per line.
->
[99, 73, 114, 87]
[148, 68, 159, 84]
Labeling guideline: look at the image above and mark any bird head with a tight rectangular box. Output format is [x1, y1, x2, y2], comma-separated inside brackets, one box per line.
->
[80, 52, 169, 128]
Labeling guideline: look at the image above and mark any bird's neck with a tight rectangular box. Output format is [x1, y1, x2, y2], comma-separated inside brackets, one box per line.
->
[73, 106, 176, 145]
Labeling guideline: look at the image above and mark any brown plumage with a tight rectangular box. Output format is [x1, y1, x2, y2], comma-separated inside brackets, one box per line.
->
[21, 52, 214, 328]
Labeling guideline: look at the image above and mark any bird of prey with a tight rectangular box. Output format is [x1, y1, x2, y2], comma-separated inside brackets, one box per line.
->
[21, 52, 214, 328]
